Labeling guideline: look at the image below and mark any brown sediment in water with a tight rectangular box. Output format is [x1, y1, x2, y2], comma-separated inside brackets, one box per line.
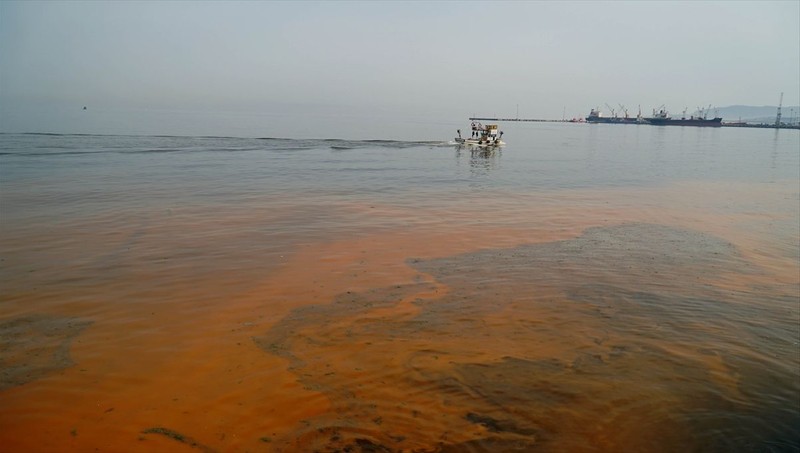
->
[253, 222, 799, 451]
[0, 181, 798, 451]
[141, 426, 217, 453]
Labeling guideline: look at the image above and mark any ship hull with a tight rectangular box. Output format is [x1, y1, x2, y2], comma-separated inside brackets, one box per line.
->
[585, 116, 640, 124]
[647, 117, 723, 127]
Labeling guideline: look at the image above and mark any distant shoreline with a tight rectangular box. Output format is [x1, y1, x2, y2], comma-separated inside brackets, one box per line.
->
[468, 117, 800, 130]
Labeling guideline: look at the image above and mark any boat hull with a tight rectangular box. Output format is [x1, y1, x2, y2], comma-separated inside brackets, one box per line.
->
[455, 138, 505, 147]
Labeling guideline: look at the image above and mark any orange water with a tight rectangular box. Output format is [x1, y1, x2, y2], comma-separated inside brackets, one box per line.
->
[2, 175, 798, 452]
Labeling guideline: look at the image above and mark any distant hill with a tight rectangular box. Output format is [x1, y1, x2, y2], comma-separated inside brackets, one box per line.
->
[714, 105, 800, 123]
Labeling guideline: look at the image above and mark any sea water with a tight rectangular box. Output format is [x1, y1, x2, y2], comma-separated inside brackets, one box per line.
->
[1, 124, 798, 452]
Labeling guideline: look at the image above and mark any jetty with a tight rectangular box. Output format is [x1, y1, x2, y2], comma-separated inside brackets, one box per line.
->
[720, 122, 800, 130]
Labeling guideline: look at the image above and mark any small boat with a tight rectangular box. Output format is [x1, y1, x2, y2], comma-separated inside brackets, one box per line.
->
[455, 122, 505, 147]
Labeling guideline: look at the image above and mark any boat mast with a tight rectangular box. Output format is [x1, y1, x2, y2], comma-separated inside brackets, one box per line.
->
[776, 92, 783, 127]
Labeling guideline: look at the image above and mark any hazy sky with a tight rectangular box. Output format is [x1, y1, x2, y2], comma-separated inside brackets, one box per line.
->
[1, 0, 798, 133]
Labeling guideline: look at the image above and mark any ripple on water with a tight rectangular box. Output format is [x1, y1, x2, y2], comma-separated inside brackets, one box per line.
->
[255, 223, 800, 452]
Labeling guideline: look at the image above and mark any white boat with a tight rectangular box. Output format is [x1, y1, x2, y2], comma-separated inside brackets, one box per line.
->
[455, 122, 505, 147]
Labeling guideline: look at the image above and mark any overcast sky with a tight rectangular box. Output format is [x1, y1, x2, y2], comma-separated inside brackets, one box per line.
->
[1, 0, 798, 129]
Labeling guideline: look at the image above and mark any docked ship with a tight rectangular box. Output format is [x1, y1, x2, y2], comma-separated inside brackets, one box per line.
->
[646, 108, 722, 127]
[585, 107, 643, 124]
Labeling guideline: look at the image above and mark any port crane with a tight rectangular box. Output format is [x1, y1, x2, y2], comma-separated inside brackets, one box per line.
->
[652, 104, 667, 117]
[693, 104, 712, 119]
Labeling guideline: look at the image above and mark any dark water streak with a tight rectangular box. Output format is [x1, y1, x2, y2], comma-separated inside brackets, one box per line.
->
[256, 223, 799, 451]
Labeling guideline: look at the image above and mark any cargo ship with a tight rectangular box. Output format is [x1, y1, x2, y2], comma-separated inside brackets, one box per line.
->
[646, 108, 722, 127]
[585, 107, 643, 124]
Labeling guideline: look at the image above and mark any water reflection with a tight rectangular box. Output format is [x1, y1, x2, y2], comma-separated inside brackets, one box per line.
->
[770, 128, 780, 173]
[454, 144, 501, 176]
